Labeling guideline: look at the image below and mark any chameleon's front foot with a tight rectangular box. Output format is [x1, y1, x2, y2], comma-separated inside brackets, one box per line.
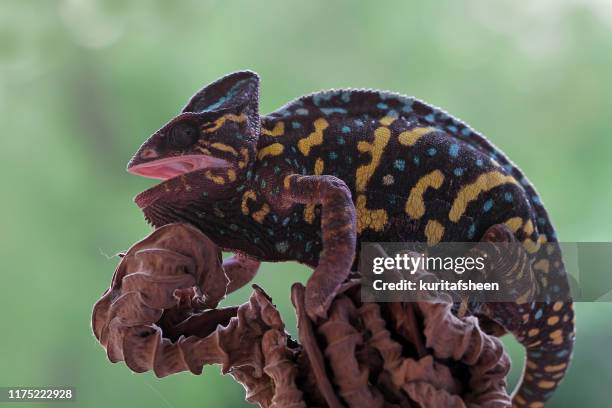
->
[282, 174, 357, 322]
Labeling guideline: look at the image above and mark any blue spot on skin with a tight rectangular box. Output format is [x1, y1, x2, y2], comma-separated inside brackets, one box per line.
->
[475, 159, 483, 167]
[467, 224, 476, 239]
[261, 179, 267, 188]
[533, 195, 542, 205]
[535, 309, 543, 319]
[313, 93, 332, 106]
[341, 92, 351, 103]
[461, 127, 471, 136]
[354, 119, 364, 126]
[530, 351, 543, 358]
[282, 217, 290, 226]
[453, 168, 464, 176]
[402, 104, 413, 113]
[504, 192, 513, 202]
[521, 177, 529, 186]
[329, 152, 338, 160]
[427, 147, 437, 156]
[447, 125, 458, 133]
[229, 224, 239, 231]
[341, 126, 351, 133]
[556, 350, 569, 358]
[449, 144, 460, 158]
[296, 108, 309, 115]
[376, 102, 389, 110]
[292, 121, 302, 129]
[483, 199, 494, 212]
[425, 113, 435, 123]
[538, 217, 546, 225]
[305, 241, 313, 252]
[503, 164, 513, 172]
[386, 109, 398, 118]
[394, 159, 405, 171]
[321, 107, 347, 115]
[337, 136, 346, 144]
[290, 146, 297, 153]
[413, 156, 420, 165]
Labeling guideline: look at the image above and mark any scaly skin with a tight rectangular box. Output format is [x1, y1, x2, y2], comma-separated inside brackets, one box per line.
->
[128, 71, 575, 407]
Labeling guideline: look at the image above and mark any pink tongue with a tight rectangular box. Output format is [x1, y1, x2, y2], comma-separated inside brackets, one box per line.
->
[134, 162, 193, 180]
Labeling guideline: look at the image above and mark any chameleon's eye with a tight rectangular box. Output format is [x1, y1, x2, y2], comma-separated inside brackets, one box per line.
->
[169, 122, 199, 148]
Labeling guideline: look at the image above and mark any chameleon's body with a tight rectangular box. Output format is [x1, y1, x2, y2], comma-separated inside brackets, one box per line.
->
[128, 71, 575, 407]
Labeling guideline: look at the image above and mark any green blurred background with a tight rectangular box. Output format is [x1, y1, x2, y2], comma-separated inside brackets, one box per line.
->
[1, 1, 611, 406]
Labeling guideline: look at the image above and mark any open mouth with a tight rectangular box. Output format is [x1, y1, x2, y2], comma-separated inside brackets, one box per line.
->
[128, 154, 230, 180]
[129, 155, 231, 208]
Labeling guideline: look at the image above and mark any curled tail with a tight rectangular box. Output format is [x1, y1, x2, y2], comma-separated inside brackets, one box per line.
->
[510, 300, 575, 408]
[478, 225, 575, 407]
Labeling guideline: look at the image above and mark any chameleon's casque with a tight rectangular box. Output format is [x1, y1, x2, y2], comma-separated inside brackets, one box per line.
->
[128, 70, 575, 407]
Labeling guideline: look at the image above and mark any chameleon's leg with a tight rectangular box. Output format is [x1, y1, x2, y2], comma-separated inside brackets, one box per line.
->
[477, 224, 575, 408]
[223, 254, 261, 294]
[282, 174, 356, 321]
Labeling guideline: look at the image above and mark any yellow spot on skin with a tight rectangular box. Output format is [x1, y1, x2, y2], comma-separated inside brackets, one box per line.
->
[355, 127, 391, 192]
[529, 402, 545, 408]
[523, 238, 541, 253]
[448, 171, 518, 222]
[552, 301, 563, 312]
[196, 146, 212, 155]
[544, 363, 567, 372]
[203, 113, 247, 133]
[527, 340, 542, 349]
[515, 395, 527, 405]
[549, 329, 563, 341]
[252, 203, 270, 223]
[534, 259, 550, 274]
[504, 217, 523, 233]
[523, 219, 534, 235]
[226, 169, 236, 182]
[314, 158, 324, 175]
[304, 158, 324, 224]
[398, 127, 436, 146]
[516, 289, 532, 304]
[210, 143, 238, 156]
[526, 360, 538, 370]
[283, 175, 293, 190]
[528, 328, 540, 337]
[257, 143, 285, 160]
[261, 121, 285, 136]
[379, 116, 397, 126]
[356, 194, 388, 233]
[205, 170, 226, 185]
[547, 315, 560, 325]
[405, 170, 445, 219]
[238, 148, 249, 169]
[538, 381, 556, 389]
[424, 220, 445, 245]
[298, 118, 328, 156]
[241, 190, 257, 215]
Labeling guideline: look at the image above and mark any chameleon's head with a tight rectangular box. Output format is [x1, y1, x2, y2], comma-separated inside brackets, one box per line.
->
[127, 70, 260, 181]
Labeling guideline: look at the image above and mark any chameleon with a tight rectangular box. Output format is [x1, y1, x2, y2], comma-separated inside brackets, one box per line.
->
[127, 70, 575, 407]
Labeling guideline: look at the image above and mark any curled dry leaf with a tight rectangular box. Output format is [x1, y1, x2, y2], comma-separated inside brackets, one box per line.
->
[92, 223, 512, 408]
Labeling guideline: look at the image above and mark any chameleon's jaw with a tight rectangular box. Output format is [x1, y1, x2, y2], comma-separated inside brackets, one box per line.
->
[128, 154, 230, 180]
